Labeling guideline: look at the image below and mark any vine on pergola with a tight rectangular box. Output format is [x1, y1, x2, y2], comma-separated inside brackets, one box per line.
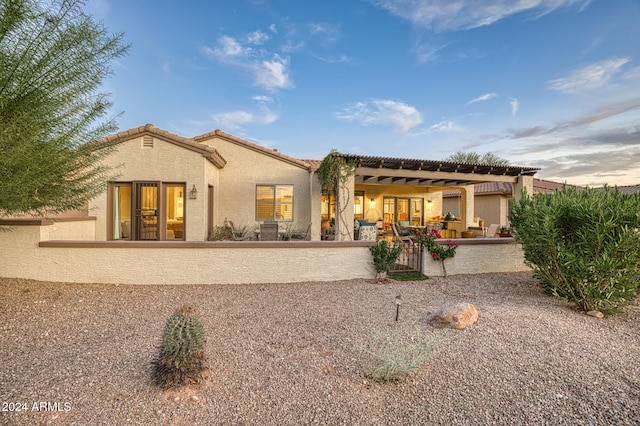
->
[317, 150, 359, 240]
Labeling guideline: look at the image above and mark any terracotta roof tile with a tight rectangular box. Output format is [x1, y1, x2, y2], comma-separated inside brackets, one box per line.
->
[98, 124, 226, 168]
[193, 129, 312, 171]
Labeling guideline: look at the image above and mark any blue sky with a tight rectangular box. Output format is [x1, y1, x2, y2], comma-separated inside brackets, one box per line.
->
[88, 0, 640, 186]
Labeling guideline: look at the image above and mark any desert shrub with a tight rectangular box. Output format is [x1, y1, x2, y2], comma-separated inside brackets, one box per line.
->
[509, 186, 640, 313]
[360, 325, 440, 382]
[208, 225, 233, 241]
[153, 305, 207, 388]
[369, 240, 403, 279]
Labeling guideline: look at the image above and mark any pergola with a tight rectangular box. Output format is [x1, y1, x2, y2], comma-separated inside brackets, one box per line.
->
[330, 154, 540, 240]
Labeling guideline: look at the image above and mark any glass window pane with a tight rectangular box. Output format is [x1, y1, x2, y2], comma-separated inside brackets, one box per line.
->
[165, 185, 184, 240]
[257, 186, 275, 202]
[113, 184, 131, 239]
[397, 198, 409, 222]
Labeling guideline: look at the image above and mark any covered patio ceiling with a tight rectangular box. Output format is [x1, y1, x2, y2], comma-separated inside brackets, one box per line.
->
[341, 154, 540, 188]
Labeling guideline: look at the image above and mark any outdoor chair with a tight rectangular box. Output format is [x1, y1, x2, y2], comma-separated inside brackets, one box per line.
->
[260, 222, 279, 241]
[485, 223, 500, 238]
[392, 222, 412, 245]
[229, 221, 251, 241]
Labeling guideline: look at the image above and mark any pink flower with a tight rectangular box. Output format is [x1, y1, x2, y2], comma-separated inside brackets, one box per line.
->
[431, 253, 439, 260]
[415, 231, 422, 236]
[435, 233, 442, 239]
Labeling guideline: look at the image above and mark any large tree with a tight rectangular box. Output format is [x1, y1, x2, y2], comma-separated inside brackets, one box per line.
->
[445, 151, 509, 166]
[0, 0, 129, 217]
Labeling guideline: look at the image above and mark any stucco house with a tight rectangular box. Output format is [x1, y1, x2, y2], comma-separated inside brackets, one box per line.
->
[92, 124, 317, 242]
[443, 178, 583, 229]
[85, 124, 541, 242]
[0, 124, 541, 283]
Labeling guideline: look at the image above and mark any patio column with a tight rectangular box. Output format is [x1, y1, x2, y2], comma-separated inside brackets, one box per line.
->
[335, 172, 355, 241]
[461, 185, 475, 230]
[514, 175, 534, 200]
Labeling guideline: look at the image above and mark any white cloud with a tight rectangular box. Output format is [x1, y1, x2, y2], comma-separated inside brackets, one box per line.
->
[466, 92, 498, 106]
[307, 22, 342, 45]
[370, 0, 591, 32]
[510, 98, 520, 116]
[336, 99, 423, 132]
[430, 120, 464, 133]
[203, 35, 251, 59]
[202, 36, 293, 91]
[211, 107, 278, 131]
[255, 55, 293, 91]
[246, 30, 269, 45]
[548, 57, 629, 94]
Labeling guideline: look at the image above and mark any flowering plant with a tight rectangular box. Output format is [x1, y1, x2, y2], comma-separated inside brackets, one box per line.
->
[411, 228, 458, 276]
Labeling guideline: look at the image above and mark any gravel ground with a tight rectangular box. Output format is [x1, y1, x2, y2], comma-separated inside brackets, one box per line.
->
[0, 272, 639, 425]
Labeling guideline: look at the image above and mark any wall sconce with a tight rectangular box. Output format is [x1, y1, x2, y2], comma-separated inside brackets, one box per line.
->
[427, 200, 433, 209]
[189, 184, 198, 199]
[370, 198, 376, 208]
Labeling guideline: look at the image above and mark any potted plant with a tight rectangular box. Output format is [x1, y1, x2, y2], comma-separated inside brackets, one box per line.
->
[499, 227, 512, 237]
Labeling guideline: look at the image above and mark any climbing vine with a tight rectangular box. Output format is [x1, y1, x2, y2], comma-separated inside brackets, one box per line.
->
[317, 150, 358, 192]
[317, 150, 359, 240]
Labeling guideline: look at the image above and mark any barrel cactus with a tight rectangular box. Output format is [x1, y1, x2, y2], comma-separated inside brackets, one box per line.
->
[153, 305, 207, 388]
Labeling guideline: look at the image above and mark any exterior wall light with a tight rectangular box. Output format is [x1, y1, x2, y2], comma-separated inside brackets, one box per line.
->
[189, 184, 198, 199]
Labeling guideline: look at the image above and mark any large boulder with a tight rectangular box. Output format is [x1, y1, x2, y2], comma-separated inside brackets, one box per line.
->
[428, 303, 478, 330]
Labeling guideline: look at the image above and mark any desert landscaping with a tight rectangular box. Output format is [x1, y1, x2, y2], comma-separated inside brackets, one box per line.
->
[1, 271, 639, 425]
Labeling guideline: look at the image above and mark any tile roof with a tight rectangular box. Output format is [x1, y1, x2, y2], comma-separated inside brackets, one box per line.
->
[607, 184, 640, 194]
[443, 178, 581, 197]
[98, 124, 227, 168]
[193, 129, 313, 171]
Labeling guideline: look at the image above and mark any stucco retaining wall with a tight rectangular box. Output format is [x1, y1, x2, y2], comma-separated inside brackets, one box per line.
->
[1, 221, 531, 284]
[421, 238, 531, 277]
[0, 222, 376, 284]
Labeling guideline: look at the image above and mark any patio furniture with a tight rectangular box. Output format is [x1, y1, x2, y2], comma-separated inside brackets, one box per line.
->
[260, 222, 279, 241]
[229, 221, 251, 241]
[392, 222, 412, 244]
[485, 223, 500, 238]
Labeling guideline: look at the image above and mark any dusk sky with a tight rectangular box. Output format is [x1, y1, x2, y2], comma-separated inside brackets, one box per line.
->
[88, 0, 640, 186]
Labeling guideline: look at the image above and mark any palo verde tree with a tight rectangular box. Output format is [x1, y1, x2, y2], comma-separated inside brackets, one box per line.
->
[445, 151, 509, 166]
[0, 0, 129, 217]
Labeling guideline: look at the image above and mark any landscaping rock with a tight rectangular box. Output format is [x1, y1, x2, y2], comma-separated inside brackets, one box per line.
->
[586, 310, 604, 319]
[429, 302, 479, 330]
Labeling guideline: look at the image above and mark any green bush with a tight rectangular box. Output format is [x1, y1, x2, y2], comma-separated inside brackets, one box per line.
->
[509, 186, 640, 313]
[369, 240, 403, 279]
[360, 325, 440, 382]
[153, 305, 207, 388]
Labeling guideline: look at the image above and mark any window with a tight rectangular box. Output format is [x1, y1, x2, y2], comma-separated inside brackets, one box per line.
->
[256, 185, 293, 221]
[354, 191, 364, 220]
[165, 184, 185, 240]
[383, 197, 424, 228]
[113, 183, 132, 239]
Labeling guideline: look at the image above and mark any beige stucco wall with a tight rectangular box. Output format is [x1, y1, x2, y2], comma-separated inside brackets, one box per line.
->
[197, 136, 318, 239]
[422, 239, 530, 277]
[91, 135, 218, 241]
[0, 225, 374, 284]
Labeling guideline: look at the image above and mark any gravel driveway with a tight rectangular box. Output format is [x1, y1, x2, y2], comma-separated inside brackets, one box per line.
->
[1, 272, 638, 425]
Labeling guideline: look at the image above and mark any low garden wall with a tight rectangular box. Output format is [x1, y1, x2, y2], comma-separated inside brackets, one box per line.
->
[0, 220, 531, 284]
[0, 220, 375, 285]
[421, 238, 531, 277]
